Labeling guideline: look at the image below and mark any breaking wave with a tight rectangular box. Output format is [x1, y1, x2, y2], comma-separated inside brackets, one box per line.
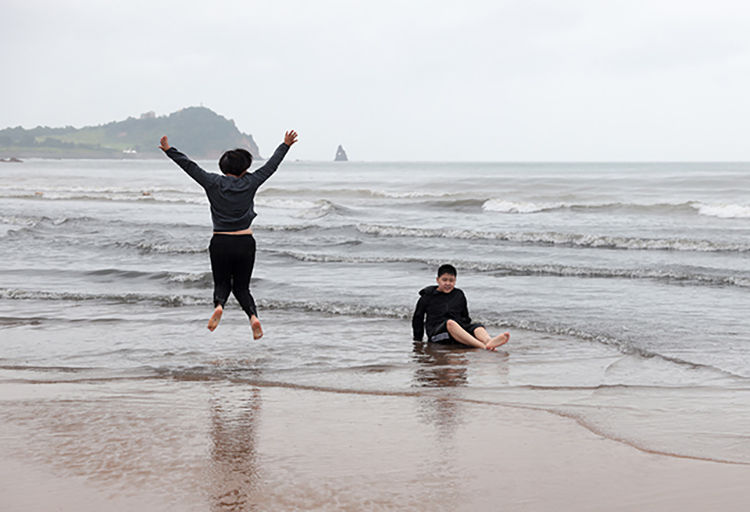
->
[481, 199, 750, 219]
[0, 288, 204, 307]
[355, 224, 750, 252]
[692, 202, 750, 219]
[0, 185, 204, 204]
[268, 250, 750, 288]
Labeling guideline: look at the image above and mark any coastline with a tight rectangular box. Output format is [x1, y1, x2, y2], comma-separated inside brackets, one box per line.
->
[2, 378, 748, 511]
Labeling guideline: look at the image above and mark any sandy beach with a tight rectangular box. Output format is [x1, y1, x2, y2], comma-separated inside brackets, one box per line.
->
[1, 378, 748, 512]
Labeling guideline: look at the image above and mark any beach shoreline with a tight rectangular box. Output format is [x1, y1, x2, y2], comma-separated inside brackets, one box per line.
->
[2, 378, 748, 511]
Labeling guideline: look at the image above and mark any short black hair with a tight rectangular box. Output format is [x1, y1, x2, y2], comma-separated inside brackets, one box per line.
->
[219, 148, 253, 175]
[437, 264, 457, 277]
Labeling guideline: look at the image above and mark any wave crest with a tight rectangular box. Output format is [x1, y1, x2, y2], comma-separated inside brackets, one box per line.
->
[355, 224, 749, 252]
[269, 250, 750, 288]
[692, 202, 750, 219]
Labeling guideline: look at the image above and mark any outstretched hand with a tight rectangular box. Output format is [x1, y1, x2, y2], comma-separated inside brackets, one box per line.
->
[284, 130, 298, 146]
[159, 135, 170, 151]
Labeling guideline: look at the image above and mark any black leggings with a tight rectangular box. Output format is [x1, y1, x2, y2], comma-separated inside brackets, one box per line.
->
[209, 234, 257, 318]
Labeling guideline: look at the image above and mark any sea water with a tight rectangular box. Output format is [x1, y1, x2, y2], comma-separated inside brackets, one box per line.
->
[1, 158, 749, 465]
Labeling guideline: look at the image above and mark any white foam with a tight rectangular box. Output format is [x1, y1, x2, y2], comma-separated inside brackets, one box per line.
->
[482, 199, 558, 213]
[259, 187, 456, 200]
[355, 224, 749, 252]
[692, 202, 750, 219]
[374, 190, 453, 199]
[295, 200, 336, 219]
[255, 198, 320, 209]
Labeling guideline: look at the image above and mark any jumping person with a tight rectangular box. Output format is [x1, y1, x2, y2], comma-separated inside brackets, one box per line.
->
[159, 130, 298, 339]
[412, 264, 509, 350]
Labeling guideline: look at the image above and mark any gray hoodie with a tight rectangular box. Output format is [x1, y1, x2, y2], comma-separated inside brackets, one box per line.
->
[164, 143, 290, 231]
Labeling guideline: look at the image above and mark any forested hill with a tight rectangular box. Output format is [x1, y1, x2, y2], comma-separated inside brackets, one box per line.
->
[0, 107, 261, 159]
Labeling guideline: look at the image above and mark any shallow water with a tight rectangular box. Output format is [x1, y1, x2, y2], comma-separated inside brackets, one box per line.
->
[1, 157, 749, 467]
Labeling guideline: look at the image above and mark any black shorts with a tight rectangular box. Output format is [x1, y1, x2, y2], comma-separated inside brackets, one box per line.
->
[427, 320, 485, 344]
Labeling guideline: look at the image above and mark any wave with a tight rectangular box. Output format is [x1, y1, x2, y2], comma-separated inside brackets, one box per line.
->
[4, 227, 209, 256]
[355, 224, 750, 252]
[267, 250, 750, 288]
[165, 271, 213, 286]
[113, 239, 207, 255]
[2, 214, 208, 240]
[3, 216, 208, 255]
[256, 197, 350, 219]
[85, 268, 170, 279]
[2, 214, 95, 227]
[482, 200, 563, 213]
[481, 199, 750, 218]
[256, 189, 750, 220]
[0, 288, 205, 308]
[0, 192, 205, 205]
[0, 185, 205, 205]
[2, 215, 100, 239]
[257, 224, 318, 233]
[481, 200, 686, 214]
[256, 197, 322, 209]
[13, 218, 733, 255]
[259, 187, 459, 200]
[692, 202, 750, 219]
[0, 214, 42, 228]
[0, 316, 46, 327]
[295, 200, 348, 219]
[82, 268, 212, 286]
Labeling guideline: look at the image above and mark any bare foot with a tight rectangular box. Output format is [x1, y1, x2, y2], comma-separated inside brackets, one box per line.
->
[207, 305, 223, 331]
[251, 316, 263, 340]
[486, 332, 510, 351]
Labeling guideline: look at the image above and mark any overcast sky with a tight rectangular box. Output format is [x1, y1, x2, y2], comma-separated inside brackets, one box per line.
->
[2, 0, 750, 161]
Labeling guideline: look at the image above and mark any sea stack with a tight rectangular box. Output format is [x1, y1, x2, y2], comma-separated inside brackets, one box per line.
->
[334, 145, 348, 162]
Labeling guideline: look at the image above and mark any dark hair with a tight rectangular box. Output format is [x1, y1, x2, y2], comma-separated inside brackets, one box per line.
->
[437, 264, 457, 277]
[219, 148, 253, 175]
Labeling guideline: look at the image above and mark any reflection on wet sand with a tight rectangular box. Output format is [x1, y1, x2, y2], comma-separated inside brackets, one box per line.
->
[411, 341, 470, 388]
[209, 386, 262, 512]
[411, 342, 511, 436]
[411, 342, 470, 436]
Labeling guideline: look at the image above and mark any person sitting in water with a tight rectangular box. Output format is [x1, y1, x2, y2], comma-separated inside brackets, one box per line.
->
[412, 264, 509, 350]
[159, 130, 298, 339]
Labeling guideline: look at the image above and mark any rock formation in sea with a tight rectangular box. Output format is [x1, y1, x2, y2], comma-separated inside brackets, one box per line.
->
[335, 145, 348, 162]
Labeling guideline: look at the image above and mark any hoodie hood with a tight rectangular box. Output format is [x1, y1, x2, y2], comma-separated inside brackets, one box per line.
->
[419, 285, 439, 296]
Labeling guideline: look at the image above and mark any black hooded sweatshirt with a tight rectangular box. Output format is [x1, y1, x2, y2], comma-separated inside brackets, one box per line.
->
[163, 143, 290, 231]
[412, 286, 472, 341]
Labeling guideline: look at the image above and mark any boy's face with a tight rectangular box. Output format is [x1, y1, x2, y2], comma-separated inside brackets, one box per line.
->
[436, 273, 456, 293]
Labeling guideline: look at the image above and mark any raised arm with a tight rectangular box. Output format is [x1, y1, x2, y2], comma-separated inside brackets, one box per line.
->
[159, 135, 216, 189]
[250, 130, 298, 185]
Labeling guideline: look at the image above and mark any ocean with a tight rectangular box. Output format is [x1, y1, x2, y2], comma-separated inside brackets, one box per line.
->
[1, 156, 749, 486]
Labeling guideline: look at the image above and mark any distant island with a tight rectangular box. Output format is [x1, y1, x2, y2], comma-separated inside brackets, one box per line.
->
[0, 107, 261, 160]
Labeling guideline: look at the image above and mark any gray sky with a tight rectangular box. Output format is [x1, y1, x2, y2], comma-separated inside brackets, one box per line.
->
[2, 0, 750, 161]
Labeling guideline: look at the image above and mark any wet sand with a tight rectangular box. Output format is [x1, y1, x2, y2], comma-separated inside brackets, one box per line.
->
[1, 379, 749, 511]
